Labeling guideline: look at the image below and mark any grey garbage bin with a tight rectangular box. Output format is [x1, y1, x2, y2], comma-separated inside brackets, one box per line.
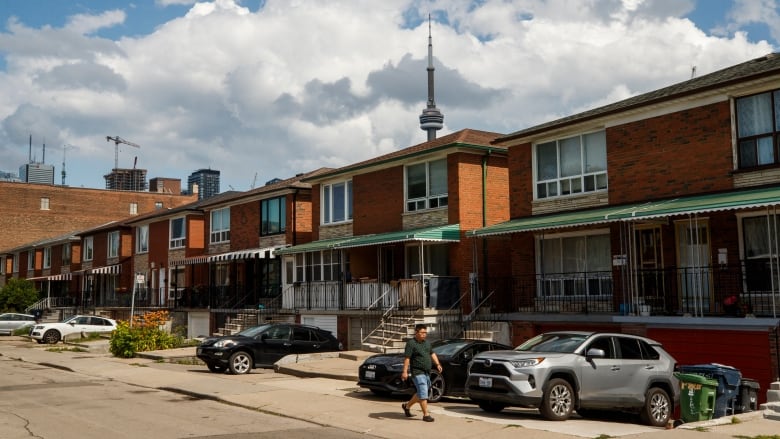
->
[735, 378, 760, 413]
[678, 363, 741, 418]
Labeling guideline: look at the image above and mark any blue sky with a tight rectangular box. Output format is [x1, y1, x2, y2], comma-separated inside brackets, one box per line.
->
[0, 0, 778, 191]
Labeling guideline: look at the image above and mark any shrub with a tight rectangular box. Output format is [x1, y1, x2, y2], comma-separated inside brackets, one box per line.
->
[0, 278, 39, 312]
[109, 310, 180, 358]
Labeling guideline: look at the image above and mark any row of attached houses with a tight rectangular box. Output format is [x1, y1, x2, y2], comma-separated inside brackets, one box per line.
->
[3, 53, 780, 403]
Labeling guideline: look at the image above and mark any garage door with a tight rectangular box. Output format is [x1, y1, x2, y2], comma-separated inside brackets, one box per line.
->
[301, 315, 337, 336]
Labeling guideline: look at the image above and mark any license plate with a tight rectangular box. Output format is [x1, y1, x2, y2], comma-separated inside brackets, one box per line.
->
[196, 348, 202, 355]
[478, 377, 492, 388]
[365, 370, 375, 379]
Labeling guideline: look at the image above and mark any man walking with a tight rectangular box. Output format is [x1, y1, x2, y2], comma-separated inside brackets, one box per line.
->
[401, 324, 442, 422]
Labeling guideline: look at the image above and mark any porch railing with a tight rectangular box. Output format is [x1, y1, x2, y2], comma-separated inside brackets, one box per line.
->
[282, 279, 425, 311]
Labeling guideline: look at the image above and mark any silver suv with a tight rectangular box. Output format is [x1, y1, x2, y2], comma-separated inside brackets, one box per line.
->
[465, 331, 678, 426]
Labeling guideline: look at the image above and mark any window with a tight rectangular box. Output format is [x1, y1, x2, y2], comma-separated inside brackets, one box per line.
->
[155, 202, 163, 209]
[537, 232, 612, 296]
[43, 247, 51, 269]
[62, 243, 71, 265]
[742, 215, 780, 291]
[129, 202, 138, 215]
[40, 197, 50, 210]
[108, 231, 120, 258]
[406, 243, 449, 276]
[27, 251, 34, 269]
[210, 208, 230, 243]
[170, 217, 185, 248]
[535, 131, 607, 199]
[83, 236, 94, 261]
[294, 250, 344, 282]
[736, 90, 780, 168]
[406, 159, 448, 211]
[322, 181, 352, 224]
[12, 254, 19, 273]
[136, 225, 149, 253]
[261, 196, 286, 235]
[0, 256, 4, 275]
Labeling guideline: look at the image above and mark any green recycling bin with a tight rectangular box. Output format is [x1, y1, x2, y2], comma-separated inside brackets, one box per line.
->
[675, 372, 717, 423]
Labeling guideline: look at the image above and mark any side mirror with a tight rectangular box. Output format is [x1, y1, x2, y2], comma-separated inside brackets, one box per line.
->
[260, 333, 268, 342]
[586, 348, 605, 359]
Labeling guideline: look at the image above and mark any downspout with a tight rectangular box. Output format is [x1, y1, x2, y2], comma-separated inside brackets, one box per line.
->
[292, 189, 298, 246]
[480, 152, 490, 313]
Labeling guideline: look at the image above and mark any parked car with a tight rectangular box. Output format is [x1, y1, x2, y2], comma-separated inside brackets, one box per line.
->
[196, 323, 343, 375]
[0, 313, 37, 335]
[358, 339, 511, 403]
[29, 315, 117, 344]
[465, 331, 679, 426]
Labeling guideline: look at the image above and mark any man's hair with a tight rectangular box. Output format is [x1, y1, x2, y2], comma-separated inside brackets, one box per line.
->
[415, 324, 427, 332]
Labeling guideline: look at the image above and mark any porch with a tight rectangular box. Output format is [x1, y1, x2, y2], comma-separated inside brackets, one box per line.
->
[281, 278, 427, 311]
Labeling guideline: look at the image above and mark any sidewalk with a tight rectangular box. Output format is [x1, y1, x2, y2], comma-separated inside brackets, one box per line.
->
[2, 337, 778, 439]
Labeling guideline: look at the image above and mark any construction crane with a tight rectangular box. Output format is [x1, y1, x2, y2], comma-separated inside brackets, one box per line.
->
[106, 136, 140, 170]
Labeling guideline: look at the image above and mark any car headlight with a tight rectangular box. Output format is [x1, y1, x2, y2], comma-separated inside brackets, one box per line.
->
[213, 339, 236, 348]
[34, 325, 45, 330]
[509, 358, 544, 368]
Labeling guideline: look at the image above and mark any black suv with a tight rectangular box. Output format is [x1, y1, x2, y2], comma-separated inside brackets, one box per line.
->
[197, 323, 343, 374]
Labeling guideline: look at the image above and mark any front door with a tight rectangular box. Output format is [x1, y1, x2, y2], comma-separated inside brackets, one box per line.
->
[635, 227, 665, 310]
[676, 220, 712, 314]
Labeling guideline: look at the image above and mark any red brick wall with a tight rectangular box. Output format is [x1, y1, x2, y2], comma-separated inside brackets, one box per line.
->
[231, 201, 259, 250]
[311, 184, 321, 241]
[508, 143, 534, 218]
[0, 181, 197, 251]
[608, 102, 734, 204]
[353, 167, 404, 235]
[289, 191, 313, 245]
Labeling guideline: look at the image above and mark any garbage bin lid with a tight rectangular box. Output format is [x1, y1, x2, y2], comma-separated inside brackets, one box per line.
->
[674, 372, 718, 386]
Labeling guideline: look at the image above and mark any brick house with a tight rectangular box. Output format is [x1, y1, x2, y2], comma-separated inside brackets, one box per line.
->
[470, 53, 780, 402]
[276, 129, 509, 349]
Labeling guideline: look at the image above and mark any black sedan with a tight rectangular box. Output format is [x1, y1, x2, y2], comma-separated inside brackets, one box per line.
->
[197, 323, 343, 374]
[358, 339, 511, 403]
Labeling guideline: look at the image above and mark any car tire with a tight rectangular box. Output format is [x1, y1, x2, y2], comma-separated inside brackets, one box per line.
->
[640, 387, 672, 427]
[228, 351, 252, 375]
[206, 362, 227, 373]
[540, 378, 574, 421]
[42, 329, 60, 344]
[428, 371, 445, 403]
[476, 400, 506, 413]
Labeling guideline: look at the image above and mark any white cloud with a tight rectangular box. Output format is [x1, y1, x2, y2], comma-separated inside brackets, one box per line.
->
[0, 0, 775, 191]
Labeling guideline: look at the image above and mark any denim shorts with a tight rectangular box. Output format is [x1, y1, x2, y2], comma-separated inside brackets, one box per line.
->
[411, 373, 431, 400]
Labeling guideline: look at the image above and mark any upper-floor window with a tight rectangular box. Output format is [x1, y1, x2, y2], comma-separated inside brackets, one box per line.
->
[27, 251, 34, 269]
[40, 197, 50, 210]
[129, 202, 138, 215]
[62, 243, 71, 265]
[210, 208, 230, 243]
[136, 225, 149, 253]
[170, 217, 185, 249]
[261, 196, 286, 236]
[83, 236, 94, 261]
[406, 159, 448, 211]
[155, 202, 163, 209]
[322, 180, 353, 224]
[12, 254, 18, 273]
[535, 130, 607, 199]
[108, 231, 120, 258]
[0, 256, 4, 275]
[736, 90, 780, 168]
[43, 247, 51, 269]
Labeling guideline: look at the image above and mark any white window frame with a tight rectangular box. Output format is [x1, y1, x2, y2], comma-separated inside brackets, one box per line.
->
[535, 229, 612, 298]
[136, 225, 149, 253]
[170, 217, 186, 249]
[321, 180, 353, 225]
[27, 251, 34, 269]
[40, 197, 50, 210]
[210, 207, 230, 243]
[129, 202, 138, 215]
[294, 250, 342, 282]
[43, 247, 51, 269]
[405, 158, 448, 212]
[83, 236, 94, 261]
[108, 231, 120, 258]
[534, 130, 608, 200]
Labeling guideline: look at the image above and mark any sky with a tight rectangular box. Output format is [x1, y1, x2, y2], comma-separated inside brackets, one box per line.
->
[0, 0, 779, 192]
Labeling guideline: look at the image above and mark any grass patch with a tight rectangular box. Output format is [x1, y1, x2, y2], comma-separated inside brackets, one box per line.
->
[128, 363, 149, 367]
[502, 425, 522, 429]
[731, 416, 742, 424]
[595, 435, 613, 439]
[693, 426, 709, 432]
[45, 346, 88, 353]
[171, 358, 202, 365]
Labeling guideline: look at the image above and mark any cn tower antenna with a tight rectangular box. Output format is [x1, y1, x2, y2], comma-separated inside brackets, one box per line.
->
[419, 14, 444, 141]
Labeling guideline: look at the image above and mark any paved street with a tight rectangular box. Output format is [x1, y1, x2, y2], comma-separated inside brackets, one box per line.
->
[1, 337, 778, 439]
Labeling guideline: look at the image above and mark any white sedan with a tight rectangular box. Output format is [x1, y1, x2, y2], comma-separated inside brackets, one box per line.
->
[0, 313, 37, 335]
[29, 315, 117, 344]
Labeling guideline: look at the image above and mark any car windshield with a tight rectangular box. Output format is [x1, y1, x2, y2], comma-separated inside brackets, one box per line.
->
[515, 333, 588, 353]
[432, 340, 469, 356]
[62, 316, 78, 323]
[237, 324, 272, 337]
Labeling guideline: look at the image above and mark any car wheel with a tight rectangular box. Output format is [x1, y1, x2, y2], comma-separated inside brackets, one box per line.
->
[428, 371, 445, 403]
[206, 362, 226, 373]
[640, 387, 672, 427]
[369, 389, 391, 397]
[228, 351, 252, 375]
[477, 400, 506, 413]
[42, 329, 60, 344]
[540, 378, 574, 421]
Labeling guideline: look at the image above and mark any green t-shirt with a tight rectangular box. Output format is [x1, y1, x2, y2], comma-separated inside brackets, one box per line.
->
[404, 338, 432, 376]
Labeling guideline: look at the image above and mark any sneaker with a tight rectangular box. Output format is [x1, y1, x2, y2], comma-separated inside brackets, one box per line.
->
[422, 415, 434, 422]
[402, 403, 414, 417]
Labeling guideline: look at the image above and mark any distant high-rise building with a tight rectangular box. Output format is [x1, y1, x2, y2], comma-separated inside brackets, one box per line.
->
[149, 177, 182, 194]
[0, 170, 20, 182]
[104, 168, 147, 191]
[188, 169, 220, 200]
[19, 163, 55, 185]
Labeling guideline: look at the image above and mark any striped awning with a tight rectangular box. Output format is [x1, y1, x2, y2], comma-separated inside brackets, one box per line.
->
[208, 246, 277, 262]
[169, 255, 209, 266]
[27, 273, 73, 281]
[90, 264, 121, 275]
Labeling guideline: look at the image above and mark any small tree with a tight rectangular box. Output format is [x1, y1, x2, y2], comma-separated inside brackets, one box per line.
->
[109, 310, 180, 358]
[0, 278, 39, 312]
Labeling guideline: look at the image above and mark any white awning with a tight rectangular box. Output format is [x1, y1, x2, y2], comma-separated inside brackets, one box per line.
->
[27, 273, 73, 281]
[208, 246, 277, 262]
[169, 256, 209, 266]
[90, 264, 121, 275]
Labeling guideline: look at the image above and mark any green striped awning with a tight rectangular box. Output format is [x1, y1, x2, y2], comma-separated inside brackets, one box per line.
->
[470, 185, 780, 238]
[273, 236, 358, 256]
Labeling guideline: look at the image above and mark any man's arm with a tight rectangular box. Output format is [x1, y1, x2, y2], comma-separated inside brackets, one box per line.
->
[402, 357, 411, 380]
[431, 353, 442, 372]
